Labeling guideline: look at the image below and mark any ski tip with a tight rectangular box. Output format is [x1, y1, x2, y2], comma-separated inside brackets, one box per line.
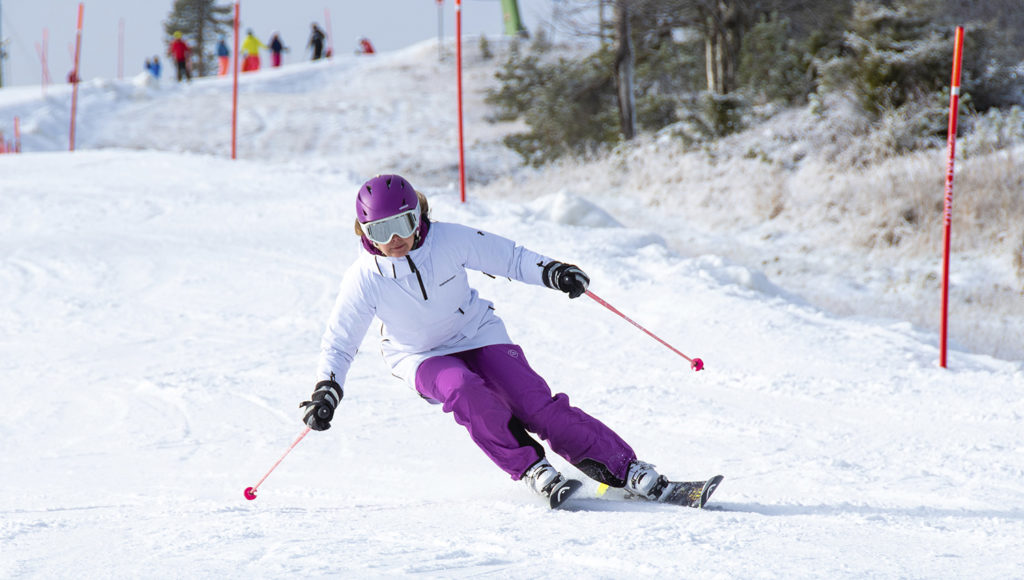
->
[698, 475, 724, 509]
[550, 479, 583, 510]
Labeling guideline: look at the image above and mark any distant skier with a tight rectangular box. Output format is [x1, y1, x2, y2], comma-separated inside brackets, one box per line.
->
[169, 31, 191, 82]
[307, 23, 326, 61]
[357, 37, 375, 55]
[216, 36, 230, 76]
[145, 57, 161, 79]
[241, 29, 266, 72]
[299, 174, 716, 508]
[268, 32, 287, 68]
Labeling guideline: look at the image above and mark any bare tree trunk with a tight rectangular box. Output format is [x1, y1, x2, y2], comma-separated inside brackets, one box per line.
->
[701, 0, 744, 95]
[614, 0, 636, 140]
[705, 20, 723, 93]
[196, 0, 208, 76]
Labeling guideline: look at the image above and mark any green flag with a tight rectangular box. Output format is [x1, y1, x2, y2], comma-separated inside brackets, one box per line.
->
[500, 0, 527, 36]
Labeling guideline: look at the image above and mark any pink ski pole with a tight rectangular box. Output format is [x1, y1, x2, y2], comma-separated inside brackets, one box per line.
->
[585, 290, 704, 371]
[244, 426, 312, 500]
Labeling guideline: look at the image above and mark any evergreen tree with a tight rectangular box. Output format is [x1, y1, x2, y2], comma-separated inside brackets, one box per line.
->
[163, 0, 233, 77]
[839, 1, 949, 116]
[739, 12, 814, 105]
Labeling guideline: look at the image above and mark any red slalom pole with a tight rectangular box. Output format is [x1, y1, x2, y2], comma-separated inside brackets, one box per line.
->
[117, 18, 125, 81]
[585, 290, 704, 371]
[231, 1, 240, 160]
[436, 0, 444, 61]
[243, 426, 312, 500]
[939, 26, 964, 369]
[455, 0, 467, 203]
[69, 3, 84, 152]
[324, 8, 334, 58]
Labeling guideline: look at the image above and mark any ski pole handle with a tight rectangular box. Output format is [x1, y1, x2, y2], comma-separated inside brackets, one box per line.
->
[585, 290, 704, 371]
[244, 426, 312, 500]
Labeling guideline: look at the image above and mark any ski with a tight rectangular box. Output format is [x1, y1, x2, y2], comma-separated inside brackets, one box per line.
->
[603, 474, 724, 508]
[549, 478, 583, 509]
[658, 474, 724, 508]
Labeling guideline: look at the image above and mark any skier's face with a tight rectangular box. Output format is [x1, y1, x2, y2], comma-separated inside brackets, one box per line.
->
[375, 232, 416, 258]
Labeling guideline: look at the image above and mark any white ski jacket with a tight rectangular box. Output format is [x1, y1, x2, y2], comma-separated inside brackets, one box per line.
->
[317, 221, 557, 392]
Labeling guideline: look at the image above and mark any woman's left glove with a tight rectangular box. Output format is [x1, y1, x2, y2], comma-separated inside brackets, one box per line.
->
[543, 261, 590, 299]
[299, 379, 343, 431]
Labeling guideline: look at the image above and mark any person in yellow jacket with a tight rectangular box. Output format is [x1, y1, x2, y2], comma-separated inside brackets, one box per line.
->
[241, 29, 267, 72]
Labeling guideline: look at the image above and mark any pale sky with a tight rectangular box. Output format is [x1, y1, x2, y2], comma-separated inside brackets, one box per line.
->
[0, 0, 556, 87]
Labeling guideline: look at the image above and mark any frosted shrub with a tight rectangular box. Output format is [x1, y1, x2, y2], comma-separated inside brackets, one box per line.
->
[855, 99, 944, 164]
[479, 35, 493, 61]
[963, 105, 1024, 156]
[1015, 231, 1024, 284]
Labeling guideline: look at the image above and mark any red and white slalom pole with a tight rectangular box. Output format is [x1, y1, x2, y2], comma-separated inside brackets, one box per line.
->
[68, 3, 84, 152]
[585, 290, 704, 371]
[455, 0, 467, 203]
[230, 1, 240, 160]
[243, 426, 311, 500]
[939, 26, 964, 369]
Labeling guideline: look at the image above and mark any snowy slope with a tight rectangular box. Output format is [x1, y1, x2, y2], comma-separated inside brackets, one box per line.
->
[2, 40, 1023, 579]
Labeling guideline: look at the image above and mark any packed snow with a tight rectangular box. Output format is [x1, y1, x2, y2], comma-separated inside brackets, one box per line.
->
[1, 38, 1022, 579]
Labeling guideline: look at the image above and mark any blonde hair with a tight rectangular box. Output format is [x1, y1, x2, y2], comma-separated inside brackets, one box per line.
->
[353, 189, 430, 237]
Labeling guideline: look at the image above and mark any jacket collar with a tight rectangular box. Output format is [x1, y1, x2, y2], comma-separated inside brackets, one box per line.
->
[369, 228, 432, 279]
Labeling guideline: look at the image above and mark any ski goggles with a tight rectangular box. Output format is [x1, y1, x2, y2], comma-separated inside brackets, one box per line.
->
[362, 208, 420, 244]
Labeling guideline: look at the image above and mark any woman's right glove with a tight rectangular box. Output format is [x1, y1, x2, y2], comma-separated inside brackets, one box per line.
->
[543, 261, 590, 299]
[299, 379, 343, 431]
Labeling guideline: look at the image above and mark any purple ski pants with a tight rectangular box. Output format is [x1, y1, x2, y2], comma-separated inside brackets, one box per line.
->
[414, 343, 636, 483]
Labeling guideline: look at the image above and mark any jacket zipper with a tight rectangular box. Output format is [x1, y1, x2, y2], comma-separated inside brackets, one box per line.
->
[406, 256, 428, 300]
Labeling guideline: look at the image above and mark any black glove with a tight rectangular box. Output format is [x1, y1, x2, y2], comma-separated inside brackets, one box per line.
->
[543, 261, 590, 299]
[299, 379, 343, 431]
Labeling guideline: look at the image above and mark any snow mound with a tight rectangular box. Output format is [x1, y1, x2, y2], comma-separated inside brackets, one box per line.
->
[527, 190, 622, 228]
[690, 254, 798, 301]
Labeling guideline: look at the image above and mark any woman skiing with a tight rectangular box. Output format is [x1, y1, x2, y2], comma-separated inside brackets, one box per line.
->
[300, 174, 704, 508]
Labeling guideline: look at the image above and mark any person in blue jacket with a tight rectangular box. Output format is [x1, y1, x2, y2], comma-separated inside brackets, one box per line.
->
[145, 56, 161, 79]
[216, 36, 230, 76]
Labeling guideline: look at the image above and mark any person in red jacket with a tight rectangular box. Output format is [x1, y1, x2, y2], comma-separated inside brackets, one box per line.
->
[169, 31, 191, 82]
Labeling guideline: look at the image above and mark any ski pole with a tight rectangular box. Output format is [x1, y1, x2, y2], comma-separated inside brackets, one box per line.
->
[585, 290, 704, 371]
[243, 426, 312, 500]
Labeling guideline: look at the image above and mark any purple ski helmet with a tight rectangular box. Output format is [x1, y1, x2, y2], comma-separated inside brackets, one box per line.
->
[355, 174, 418, 224]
